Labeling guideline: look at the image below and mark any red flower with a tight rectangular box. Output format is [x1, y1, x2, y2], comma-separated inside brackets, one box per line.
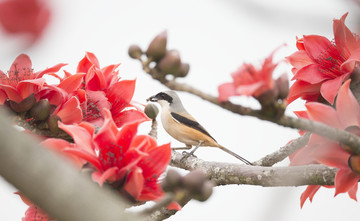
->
[287, 13, 360, 104]
[15, 192, 54, 221]
[218, 47, 281, 101]
[290, 80, 360, 207]
[0, 54, 66, 104]
[74, 52, 149, 127]
[0, 0, 51, 41]
[49, 109, 171, 201]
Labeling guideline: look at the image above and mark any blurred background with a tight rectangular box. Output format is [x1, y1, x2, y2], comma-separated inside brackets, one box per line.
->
[0, 0, 359, 220]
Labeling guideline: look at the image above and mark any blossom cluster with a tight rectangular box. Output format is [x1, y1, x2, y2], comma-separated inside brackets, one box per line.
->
[0, 52, 173, 220]
[217, 13, 360, 207]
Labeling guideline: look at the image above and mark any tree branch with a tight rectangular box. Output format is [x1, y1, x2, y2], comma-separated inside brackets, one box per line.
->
[253, 132, 311, 166]
[13, 114, 73, 141]
[0, 108, 141, 221]
[170, 151, 336, 187]
[138, 60, 360, 155]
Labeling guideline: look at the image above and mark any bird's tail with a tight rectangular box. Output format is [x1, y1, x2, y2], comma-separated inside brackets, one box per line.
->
[217, 145, 253, 165]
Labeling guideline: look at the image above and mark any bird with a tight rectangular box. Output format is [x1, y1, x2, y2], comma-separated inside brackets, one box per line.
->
[147, 90, 252, 165]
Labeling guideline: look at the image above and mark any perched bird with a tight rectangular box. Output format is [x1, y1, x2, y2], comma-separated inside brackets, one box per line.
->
[147, 90, 252, 165]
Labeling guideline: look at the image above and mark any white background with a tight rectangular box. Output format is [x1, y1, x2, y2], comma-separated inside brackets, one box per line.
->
[0, 0, 360, 220]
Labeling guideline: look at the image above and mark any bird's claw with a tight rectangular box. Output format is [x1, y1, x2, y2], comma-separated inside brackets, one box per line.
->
[180, 151, 196, 162]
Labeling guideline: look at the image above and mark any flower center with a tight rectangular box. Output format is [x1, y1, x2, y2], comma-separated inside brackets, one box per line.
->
[81, 96, 102, 122]
[315, 42, 350, 78]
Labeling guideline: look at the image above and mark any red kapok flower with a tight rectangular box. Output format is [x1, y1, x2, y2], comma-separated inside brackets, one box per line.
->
[290, 79, 360, 207]
[16, 192, 54, 221]
[0, 54, 66, 104]
[75, 52, 149, 127]
[287, 13, 360, 104]
[218, 46, 283, 102]
[50, 109, 171, 202]
[0, 0, 51, 41]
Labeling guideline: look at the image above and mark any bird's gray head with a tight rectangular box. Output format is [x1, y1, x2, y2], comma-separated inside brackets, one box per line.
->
[147, 91, 184, 110]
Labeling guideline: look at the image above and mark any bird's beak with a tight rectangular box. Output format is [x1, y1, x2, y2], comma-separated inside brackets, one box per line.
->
[146, 95, 158, 102]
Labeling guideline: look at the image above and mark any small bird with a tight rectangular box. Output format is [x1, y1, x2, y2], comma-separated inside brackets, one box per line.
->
[147, 90, 252, 165]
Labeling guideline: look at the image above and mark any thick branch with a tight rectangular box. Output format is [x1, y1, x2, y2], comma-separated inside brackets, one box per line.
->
[0, 108, 140, 221]
[171, 151, 336, 187]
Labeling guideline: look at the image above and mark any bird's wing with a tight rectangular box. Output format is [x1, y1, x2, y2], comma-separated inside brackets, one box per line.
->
[170, 112, 217, 142]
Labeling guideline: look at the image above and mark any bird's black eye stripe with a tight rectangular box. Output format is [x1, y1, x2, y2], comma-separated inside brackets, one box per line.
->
[156, 92, 173, 103]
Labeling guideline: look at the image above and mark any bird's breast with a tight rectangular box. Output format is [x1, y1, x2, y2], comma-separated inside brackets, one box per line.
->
[161, 111, 219, 147]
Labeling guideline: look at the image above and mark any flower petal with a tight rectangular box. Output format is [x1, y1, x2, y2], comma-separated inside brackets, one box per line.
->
[300, 185, 321, 208]
[93, 166, 119, 186]
[36, 63, 67, 79]
[112, 109, 149, 128]
[63, 148, 102, 171]
[305, 102, 342, 128]
[348, 183, 358, 201]
[218, 82, 236, 102]
[137, 142, 171, 178]
[107, 79, 136, 111]
[286, 50, 314, 71]
[56, 96, 82, 124]
[116, 120, 142, 154]
[333, 13, 358, 53]
[17, 78, 45, 99]
[292, 64, 330, 84]
[77, 52, 100, 73]
[334, 168, 360, 197]
[287, 80, 321, 104]
[58, 121, 94, 154]
[9, 54, 32, 77]
[124, 167, 144, 200]
[341, 48, 360, 73]
[57, 73, 85, 94]
[313, 143, 350, 168]
[85, 66, 107, 91]
[320, 74, 349, 105]
[0, 84, 21, 102]
[303, 35, 333, 60]
[236, 81, 265, 97]
[94, 109, 118, 147]
[336, 80, 360, 127]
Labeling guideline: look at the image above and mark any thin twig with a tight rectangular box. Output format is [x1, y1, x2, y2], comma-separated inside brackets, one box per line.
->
[252, 132, 311, 166]
[141, 193, 175, 216]
[147, 191, 192, 221]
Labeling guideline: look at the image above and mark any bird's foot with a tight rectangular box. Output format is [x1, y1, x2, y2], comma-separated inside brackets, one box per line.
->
[180, 151, 197, 163]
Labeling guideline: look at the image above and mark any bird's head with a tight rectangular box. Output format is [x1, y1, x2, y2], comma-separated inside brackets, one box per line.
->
[147, 91, 182, 109]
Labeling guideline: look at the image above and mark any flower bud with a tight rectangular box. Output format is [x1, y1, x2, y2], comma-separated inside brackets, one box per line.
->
[182, 169, 207, 194]
[257, 89, 278, 106]
[144, 103, 159, 120]
[193, 180, 214, 202]
[9, 93, 36, 113]
[340, 126, 360, 154]
[275, 73, 289, 99]
[348, 155, 360, 174]
[146, 30, 167, 62]
[174, 63, 190, 78]
[162, 169, 182, 192]
[29, 99, 50, 121]
[156, 50, 181, 75]
[128, 44, 143, 59]
[47, 114, 61, 133]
